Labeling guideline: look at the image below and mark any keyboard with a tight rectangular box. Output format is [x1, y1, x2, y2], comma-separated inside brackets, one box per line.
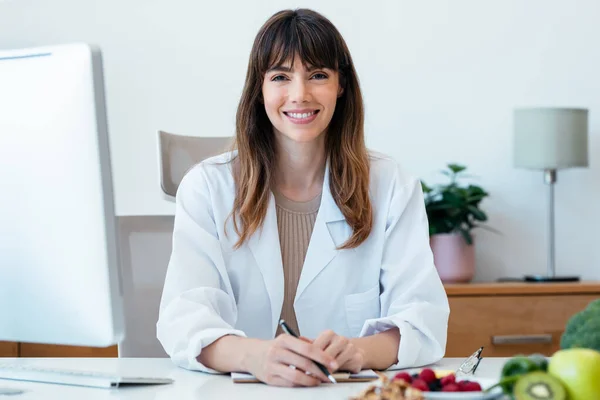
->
[0, 363, 174, 389]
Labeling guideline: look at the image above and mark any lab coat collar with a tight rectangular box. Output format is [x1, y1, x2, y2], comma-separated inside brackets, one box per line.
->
[295, 158, 347, 299]
[247, 194, 284, 337]
[320, 158, 346, 223]
[247, 159, 348, 336]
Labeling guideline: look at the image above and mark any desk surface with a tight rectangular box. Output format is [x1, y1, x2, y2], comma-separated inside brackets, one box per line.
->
[0, 357, 510, 400]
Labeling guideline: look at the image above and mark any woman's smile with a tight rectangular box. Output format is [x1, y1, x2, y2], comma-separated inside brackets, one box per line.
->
[283, 109, 320, 124]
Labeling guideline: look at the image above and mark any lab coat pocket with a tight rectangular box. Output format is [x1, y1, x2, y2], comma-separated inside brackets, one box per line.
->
[344, 285, 380, 337]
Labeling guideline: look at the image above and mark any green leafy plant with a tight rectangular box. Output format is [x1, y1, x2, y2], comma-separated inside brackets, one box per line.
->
[421, 163, 490, 245]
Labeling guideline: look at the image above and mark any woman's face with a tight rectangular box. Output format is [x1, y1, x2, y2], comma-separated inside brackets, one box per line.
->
[262, 56, 342, 145]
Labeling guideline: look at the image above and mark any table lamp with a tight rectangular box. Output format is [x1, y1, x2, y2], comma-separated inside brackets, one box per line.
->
[513, 107, 589, 282]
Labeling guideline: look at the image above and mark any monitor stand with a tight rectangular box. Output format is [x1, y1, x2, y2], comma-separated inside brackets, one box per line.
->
[0, 387, 24, 395]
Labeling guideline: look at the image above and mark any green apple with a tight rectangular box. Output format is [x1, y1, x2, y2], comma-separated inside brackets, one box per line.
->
[548, 348, 600, 400]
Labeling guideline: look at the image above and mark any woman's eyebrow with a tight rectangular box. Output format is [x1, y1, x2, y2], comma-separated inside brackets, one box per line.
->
[267, 66, 292, 73]
[266, 65, 321, 73]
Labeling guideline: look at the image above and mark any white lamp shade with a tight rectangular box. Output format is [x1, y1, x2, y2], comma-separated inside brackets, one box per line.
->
[514, 108, 589, 169]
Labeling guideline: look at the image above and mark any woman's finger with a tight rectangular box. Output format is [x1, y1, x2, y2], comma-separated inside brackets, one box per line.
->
[313, 329, 336, 350]
[336, 343, 360, 372]
[278, 335, 338, 370]
[266, 375, 295, 387]
[323, 335, 348, 359]
[274, 348, 329, 382]
[274, 363, 322, 387]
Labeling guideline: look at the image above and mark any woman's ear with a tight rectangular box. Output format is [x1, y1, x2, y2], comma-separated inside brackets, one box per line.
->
[337, 75, 345, 98]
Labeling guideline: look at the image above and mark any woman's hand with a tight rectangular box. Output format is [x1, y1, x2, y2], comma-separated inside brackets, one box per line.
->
[312, 330, 365, 374]
[242, 335, 339, 387]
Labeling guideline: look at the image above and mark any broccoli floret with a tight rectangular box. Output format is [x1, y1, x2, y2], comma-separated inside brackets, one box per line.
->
[585, 298, 600, 312]
[560, 299, 600, 352]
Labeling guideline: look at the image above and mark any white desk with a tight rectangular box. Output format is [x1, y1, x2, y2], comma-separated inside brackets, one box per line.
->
[0, 357, 509, 400]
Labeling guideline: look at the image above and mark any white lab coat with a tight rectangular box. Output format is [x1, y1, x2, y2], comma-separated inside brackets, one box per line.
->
[156, 151, 449, 373]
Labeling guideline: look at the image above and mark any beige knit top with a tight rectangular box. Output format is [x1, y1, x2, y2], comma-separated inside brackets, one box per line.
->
[273, 189, 322, 336]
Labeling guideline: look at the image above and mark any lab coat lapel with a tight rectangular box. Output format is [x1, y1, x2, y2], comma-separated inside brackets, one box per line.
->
[295, 161, 346, 301]
[247, 192, 284, 337]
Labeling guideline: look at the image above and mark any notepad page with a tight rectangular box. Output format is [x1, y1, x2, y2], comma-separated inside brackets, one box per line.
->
[230, 372, 258, 382]
[231, 369, 378, 381]
[347, 369, 378, 378]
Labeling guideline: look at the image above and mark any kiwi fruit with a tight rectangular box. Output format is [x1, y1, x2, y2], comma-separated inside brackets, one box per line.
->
[514, 371, 567, 400]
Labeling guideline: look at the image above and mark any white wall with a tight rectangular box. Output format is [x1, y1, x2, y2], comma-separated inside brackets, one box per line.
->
[1, 0, 599, 347]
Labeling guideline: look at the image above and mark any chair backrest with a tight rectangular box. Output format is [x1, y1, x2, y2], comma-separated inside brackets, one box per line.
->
[117, 132, 234, 358]
[118, 216, 174, 358]
[158, 130, 234, 197]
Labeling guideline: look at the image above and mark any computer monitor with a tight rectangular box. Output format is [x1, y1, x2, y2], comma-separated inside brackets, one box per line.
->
[0, 43, 125, 348]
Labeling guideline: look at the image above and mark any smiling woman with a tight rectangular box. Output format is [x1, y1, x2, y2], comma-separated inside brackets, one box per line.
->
[263, 60, 341, 142]
[232, 8, 369, 247]
[156, 8, 449, 388]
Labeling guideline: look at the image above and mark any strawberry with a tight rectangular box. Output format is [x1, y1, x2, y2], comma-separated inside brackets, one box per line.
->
[393, 372, 412, 383]
[441, 383, 460, 392]
[419, 368, 437, 383]
[411, 378, 430, 391]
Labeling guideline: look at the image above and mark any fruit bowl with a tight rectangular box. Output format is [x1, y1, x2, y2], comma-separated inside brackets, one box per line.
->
[393, 369, 503, 400]
[349, 371, 503, 400]
[422, 378, 502, 399]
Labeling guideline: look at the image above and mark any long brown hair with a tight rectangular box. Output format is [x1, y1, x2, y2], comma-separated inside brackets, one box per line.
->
[230, 8, 372, 249]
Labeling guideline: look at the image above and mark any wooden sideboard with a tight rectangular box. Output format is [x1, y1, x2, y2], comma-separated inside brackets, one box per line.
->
[2, 282, 598, 359]
[0, 342, 18, 358]
[0, 342, 117, 358]
[445, 282, 600, 357]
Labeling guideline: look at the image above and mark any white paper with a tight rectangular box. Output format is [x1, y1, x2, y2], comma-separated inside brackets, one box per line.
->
[231, 369, 378, 381]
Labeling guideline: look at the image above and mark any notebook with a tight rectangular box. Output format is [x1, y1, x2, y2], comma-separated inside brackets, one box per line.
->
[231, 369, 379, 383]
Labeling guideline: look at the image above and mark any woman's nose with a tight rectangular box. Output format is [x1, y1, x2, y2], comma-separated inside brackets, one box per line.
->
[288, 79, 309, 103]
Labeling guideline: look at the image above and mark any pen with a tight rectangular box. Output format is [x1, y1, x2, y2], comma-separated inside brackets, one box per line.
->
[278, 319, 337, 384]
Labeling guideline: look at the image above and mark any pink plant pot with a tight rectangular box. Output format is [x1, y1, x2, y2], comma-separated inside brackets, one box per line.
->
[430, 233, 475, 283]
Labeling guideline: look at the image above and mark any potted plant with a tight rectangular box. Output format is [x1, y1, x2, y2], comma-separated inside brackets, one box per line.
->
[421, 163, 490, 283]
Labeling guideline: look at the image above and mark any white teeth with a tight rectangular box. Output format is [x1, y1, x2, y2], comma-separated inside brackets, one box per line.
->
[288, 111, 315, 119]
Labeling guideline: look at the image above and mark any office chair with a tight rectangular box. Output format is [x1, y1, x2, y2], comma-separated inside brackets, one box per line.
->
[158, 130, 234, 199]
[117, 131, 234, 358]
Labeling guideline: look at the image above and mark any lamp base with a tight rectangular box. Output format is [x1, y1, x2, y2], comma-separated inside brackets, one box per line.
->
[525, 275, 580, 282]
[498, 275, 580, 283]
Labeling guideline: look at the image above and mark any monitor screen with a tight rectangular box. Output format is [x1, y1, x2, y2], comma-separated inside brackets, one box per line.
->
[0, 43, 124, 347]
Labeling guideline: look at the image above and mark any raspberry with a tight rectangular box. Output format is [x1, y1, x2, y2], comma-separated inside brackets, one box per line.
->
[393, 372, 412, 383]
[458, 380, 471, 390]
[411, 378, 430, 391]
[419, 368, 437, 383]
[440, 373, 456, 386]
[441, 383, 460, 392]
[460, 381, 482, 392]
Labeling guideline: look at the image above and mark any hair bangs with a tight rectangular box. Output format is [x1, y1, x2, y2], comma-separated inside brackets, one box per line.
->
[257, 12, 342, 76]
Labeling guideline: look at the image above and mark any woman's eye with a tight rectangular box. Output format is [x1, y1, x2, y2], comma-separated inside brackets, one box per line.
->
[271, 75, 288, 82]
[311, 73, 328, 80]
